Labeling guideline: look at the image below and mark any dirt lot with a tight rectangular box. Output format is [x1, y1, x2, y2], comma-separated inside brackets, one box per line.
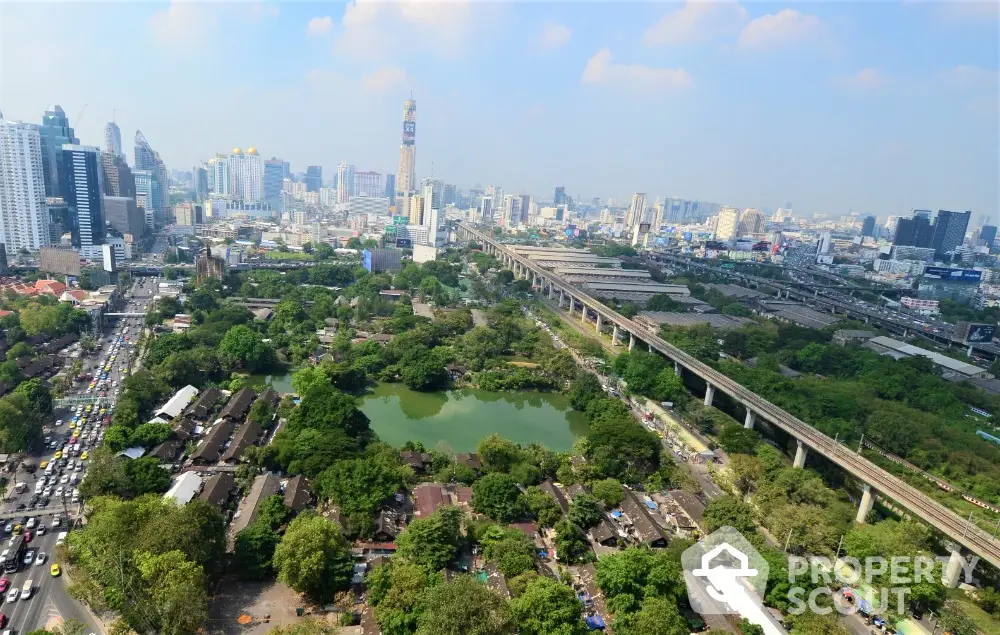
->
[207, 579, 314, 635]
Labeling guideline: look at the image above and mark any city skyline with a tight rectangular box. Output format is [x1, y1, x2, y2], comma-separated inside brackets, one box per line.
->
[1, 1, 996, 217]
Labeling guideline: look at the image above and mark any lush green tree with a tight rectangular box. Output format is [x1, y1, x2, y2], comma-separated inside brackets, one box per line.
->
[553, 520, 589, 564]
[568, 493, 604, 529]
[568, 371, 604, 411]
[718, 424, 758, 455]
[130, 422, 173, 447]
[272, 513, 353, 603]
[14, 378, 52, 417]
[472, 473, 526, 522]
[233, 523, 280, 581]
[135, 550, 209, 635]
[396, 506, 463, 572]
[510, 577, 587, 635]
[414, 576, 513, 635]
[316, 447, 408, 517]
[703, 495, 757, 535]
[584, 398, 661, 480]
[523, 486, 562, 528]
[477, 435, 524, 473]
[479, 525, 536, 578]
[595, 547, 684, 603]
[218, 324, 277, 372]
[614, 597, 689, 635]
[786, 612, 851, 635]
[125, 458, 173, 496]
[590, 478, 625, 508]
[367, 560, 437, 634]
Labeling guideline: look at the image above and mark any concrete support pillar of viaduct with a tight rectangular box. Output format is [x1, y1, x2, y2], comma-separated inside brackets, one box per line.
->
[674, 361, 682, 377]
[548, 284, 554, 300]
[559, 289, 565, 307]
[704, 384, 715, 407]
[943, 546, 970, 588]
[629, 333, 636, 352]
[856, 484, 874, 523]
[596, 313, 603, 333]
[648, 343, 653, 352]
[569, 296, 575, 313]
[612, 325, 620, 345]
[793, 439, 808, 468]
[744, 410, 755, 430]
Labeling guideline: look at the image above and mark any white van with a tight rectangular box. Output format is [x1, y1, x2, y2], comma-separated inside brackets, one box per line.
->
[20, 579, 32, 601]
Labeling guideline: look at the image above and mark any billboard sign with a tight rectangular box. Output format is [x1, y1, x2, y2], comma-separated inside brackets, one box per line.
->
[683, 232, 693, 242]
[393, 215, 409, 225]
[395, 238, 412, 248]
[923, 266, 983, 282]
[954, 321, 997, 344]
[402, 121, 415, 144]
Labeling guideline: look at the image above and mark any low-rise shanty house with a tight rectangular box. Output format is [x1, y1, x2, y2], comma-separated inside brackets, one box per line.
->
[372, 333, 393, 345]
[620, 489, 668, 548]
[200, 473, 237, 509]
[258, 386, 280, 405]
[484, 562, 511, 599]
[399, 450, 432, 473]
[509, 522, 539, 539]
[413, 482, 447, 518]
[666, 489, 705, 533]
[445, 364, 468, 380]
[566, 483, 587, 500]
[379, 289, 409, 301]
[185, 387, 221, 421]
[171, 418, 197, 441]
[149, 439, 184, 462]
[374, 510, 401, 542]
[189, 419, 237, 465]
[540, 480, 569, 515]
[155, 385, 199, 420]
[283, 474, 313, 512]
[164, 472, 202, 505]
[251, 308, 273, 322]
[219, 420, 263, 464]
[454, 486, 473, 508]
[230, 472, 281, 536]
[455, 453, 483, 472]
[591, 517, 621, 548]
[220, 387, 256, 421]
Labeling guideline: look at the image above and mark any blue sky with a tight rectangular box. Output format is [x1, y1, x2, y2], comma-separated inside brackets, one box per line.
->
[1, 1, 997, 220]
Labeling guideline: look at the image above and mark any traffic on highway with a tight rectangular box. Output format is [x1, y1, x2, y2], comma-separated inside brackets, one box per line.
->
[0, 276, 153, 635]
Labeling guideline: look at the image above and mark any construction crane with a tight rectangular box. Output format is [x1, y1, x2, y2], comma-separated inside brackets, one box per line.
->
[74, 103, 88, 128]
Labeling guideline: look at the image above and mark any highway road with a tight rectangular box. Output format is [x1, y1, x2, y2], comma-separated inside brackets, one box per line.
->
[0, 277, 152, 635]
[462, 223, 1000, 569]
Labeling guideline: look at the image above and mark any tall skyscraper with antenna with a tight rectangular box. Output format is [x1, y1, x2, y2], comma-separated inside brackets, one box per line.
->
[104, 118, 123, 158]
[395, 97, 416, 212]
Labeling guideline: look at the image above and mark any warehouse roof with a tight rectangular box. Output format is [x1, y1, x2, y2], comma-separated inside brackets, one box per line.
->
[866, 336, 989, 378]
[583, 282, 690, 294]
[636, 311, 752, 329]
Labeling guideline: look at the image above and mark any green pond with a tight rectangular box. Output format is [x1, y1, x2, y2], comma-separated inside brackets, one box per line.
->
[358, 383, 588, 452]
[244, 374, 588, 452]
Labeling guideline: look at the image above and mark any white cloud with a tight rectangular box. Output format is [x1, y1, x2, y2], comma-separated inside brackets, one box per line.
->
[582, 49, 692, 90]
[643, 0, 749, 46]
[949, 64, 999, 86]
[335, 0, 486, 59]
[307, 16, 334, 36]
[835, 68, 888, 89]
[361, 66, 410, 93]
[537, 24, 572, 51]
[737, 9, 823, 50]
[148, 2, 216, 47]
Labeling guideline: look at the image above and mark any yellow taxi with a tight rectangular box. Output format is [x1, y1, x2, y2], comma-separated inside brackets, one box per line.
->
[50, 564, 60, 577]
[84, 405, 92, 413]
[54, 450, 61, 460]
[99, 408, 106, 415]
[80, 451, 88, 460]
[11, 525, 21, 535]
[39, 461, 48, 469]
[68, 421, 76, 430]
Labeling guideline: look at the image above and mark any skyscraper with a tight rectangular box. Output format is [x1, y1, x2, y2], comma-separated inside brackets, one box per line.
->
[931, 210, 971, 256]
[0, 114, 50, 252]
[554, 186, 566, 206]
[739, 209, 765, 234]
[501, 195, 521, 226]
[408, 194, 426, 225]
[39, 105, 79, 198]
[519, 194, 531, 224]
[305, 166, 323, 192]
[480, 197, 494, 224]
[443, 184, 457, 207]
[979, 225, 997, 246]
[60, 144, 105, 250]
[626, 193, 646, 229]
[100, 151, 135, 199]
[384, 174, 396, 206]
[861, 215, 876, 237]
[134, 130, 167, 216]
[337, 163, 355, 203]
[264, 158, 285, 212]
[209, 155, 228, 196]
[133, 169, 154, 231]
[228, 147, 263, 201]
[893, 215, 933, 248]
[354, 171, 382, 198]
[395, 98, 417, 203]
[715, 207, 741, 242]
[104, 121, 123, 158]
[420, 178, 443, 210]
[193, 166, 209, 201]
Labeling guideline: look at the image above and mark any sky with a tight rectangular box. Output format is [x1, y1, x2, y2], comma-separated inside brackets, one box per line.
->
[0, 1, 997, 221]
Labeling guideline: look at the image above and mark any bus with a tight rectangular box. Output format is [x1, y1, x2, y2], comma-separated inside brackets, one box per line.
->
[3, 535, 25, 573]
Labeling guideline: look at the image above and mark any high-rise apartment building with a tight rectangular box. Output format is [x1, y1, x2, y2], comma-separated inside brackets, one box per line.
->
[480, 197, 494, 224]
[979, 225, 997, 246]
[354, 171, 382, 198]
[228, 147, 263, 201]
[715, 206, 741, 242]
[133, 169, 154, 231]
[893, 215, 933, 248]
[104, 121, 123, 158]
[100, 152, 135, 199]
[408, 194, 426, 226]
[39, 105, 79, 198]
[501, 195, 521, 226]
[336, 162, 355, 204]
[652, 201, 665, 230]
[519, 194, 531, 225]
[861, 215, 876, 237]
[739, 209, 765, 234]
[60, 144, 105, 249]
[421, 178, 443, 210]
[554, 186, 566, 206]
[931, 210, 971, 256]
[384, 174, 396, 206]
[209, 155, 228, 196]
[264, 158, 285, 212]
[443, 184, 457, 207]
[174, 201, 203, 227]
[0, 114, 50, 252]
[103, 196, 145, 237]
[395, 98, 417, 203]
[193, 166, 209, 201]
[305, 166, 322, 193]
[626, 193, 647, 229]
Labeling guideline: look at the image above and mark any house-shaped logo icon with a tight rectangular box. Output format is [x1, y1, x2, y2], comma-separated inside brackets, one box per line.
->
[692, 543, 759, 603]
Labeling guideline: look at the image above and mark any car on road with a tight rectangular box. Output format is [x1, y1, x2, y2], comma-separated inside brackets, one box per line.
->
[22, 551, 32, 566]
[0, 579, 9, 594]
[56, 532, 68, 546]
[0, 613, 7, 628]
[20, 580, 31, 601]
[50, 563, 60, 577]
[5, 590, 17, 604]
[35, 552, 45, 565]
